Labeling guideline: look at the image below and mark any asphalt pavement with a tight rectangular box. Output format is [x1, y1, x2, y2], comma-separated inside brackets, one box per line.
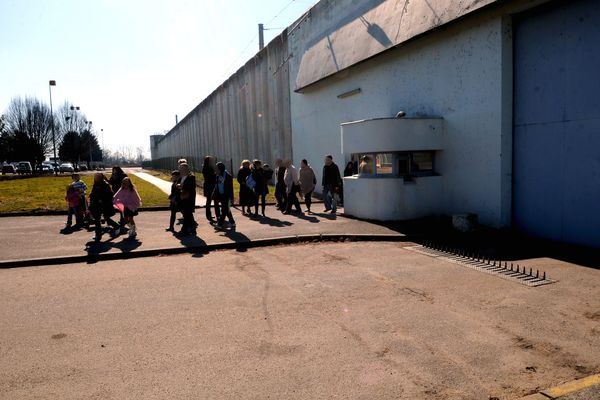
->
[1, 242, 598, 399]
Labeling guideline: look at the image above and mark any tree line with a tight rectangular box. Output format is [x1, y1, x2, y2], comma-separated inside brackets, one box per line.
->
[0, 96, 101, 169]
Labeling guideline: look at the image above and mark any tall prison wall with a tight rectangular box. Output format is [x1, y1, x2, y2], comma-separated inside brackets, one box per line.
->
[150, 31, 292, 175]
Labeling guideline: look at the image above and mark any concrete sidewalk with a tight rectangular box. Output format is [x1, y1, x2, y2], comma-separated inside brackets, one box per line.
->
[128, 168, 206, 207]
[0, 206, 405, 267]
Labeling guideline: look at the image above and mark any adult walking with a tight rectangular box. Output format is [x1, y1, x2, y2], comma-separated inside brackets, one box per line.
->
[283, 159, 302, 214]
[213, 162, 236, 230]
[89, 172, 120, 242]
[108, 166, 127, 193]
[274, 159, 287, 212]
[237, 160, 253, 214]
[299, 159, 317, 214]
[251, 159, 269, 216]
[322, 154, 342, 214]
[202, 156, 220, 222]
[178, 163, 197, 235]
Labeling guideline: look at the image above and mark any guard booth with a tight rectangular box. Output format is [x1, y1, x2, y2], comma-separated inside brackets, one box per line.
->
[341, 117, 445, 221]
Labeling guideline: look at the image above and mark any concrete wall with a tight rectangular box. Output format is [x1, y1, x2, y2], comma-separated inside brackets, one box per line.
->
[290, 0, 498, 90]
[344, 175, 443, 220]
[289, 10, 513, 226]
[151, 31, 292, 174]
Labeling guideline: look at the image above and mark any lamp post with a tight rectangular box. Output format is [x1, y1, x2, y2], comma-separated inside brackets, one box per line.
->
[87, 121, 93, 168]
[49, 80, 56, 172]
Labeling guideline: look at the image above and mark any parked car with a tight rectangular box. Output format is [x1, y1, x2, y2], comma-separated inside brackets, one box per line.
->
[39, 163, 54, 174]
[79, 164, 88, 171]
[2, 163, 16, 174]
[16, 161, 32, 174]
[59, 163, 75, 173]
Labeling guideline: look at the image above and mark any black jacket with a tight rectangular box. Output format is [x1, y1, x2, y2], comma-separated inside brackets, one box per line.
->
[89, 181, 115, 217]
[251, 168, 269, 195]
[179, 174, 196, 211]
[322, 162, 342, 187]
[202, 165, 217, 196]
[108, 173, 127, 194]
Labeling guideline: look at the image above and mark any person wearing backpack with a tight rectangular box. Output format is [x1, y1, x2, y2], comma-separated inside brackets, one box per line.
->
[237, 159, 253, 215]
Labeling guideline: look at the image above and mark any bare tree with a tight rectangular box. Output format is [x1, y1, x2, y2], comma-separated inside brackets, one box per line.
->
[3, 96, 53, 165]
[56, 102, 88, 140]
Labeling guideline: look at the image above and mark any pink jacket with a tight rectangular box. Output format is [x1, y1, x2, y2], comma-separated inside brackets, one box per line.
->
[113, 188, 141, 211]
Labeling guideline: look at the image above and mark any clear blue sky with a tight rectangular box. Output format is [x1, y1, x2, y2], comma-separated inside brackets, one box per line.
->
[0, 0, 316, 155]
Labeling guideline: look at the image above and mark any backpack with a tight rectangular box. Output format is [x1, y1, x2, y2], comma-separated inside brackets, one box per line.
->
[246, 173, 256, 190]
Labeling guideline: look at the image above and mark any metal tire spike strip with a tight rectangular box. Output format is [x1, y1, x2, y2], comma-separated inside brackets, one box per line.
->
[406, 241, 557, 287]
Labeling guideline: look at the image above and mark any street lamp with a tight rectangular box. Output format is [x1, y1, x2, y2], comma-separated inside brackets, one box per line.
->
[87, 121, 93, 168]
[49, 80, 56, 171]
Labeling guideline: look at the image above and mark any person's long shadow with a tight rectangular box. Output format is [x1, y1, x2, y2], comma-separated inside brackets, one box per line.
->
[292, 212, 321, 223]
[173, 230, 208, 249]
[85, 233, 142, 256]
[312, 212, 337, 221]
[222, 229, 252, 252]
[248, 213, 293, 228]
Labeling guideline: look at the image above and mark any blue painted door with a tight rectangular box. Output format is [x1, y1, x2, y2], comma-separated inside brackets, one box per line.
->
[513, 0, 600, 247]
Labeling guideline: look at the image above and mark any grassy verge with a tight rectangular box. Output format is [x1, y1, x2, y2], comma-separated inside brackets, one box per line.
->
[128, 175, 170, 207]
[143, 168, 277, 203]
[0, 174, 168, 213]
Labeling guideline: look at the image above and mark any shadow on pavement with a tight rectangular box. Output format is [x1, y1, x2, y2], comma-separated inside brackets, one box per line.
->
[366, 216, 600, 269]
[293, 213, 321, 223]
[252, 214, 293, 227]
[85, 235, 143, 258]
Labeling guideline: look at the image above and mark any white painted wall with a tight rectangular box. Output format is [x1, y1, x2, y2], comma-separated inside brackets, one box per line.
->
[289, 13, 512, 227]
[344, 176, 443, 221]
[341, 118, 444, 154]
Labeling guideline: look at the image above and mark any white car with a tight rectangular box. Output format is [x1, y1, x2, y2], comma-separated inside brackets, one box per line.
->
[59, 163, 75, 173]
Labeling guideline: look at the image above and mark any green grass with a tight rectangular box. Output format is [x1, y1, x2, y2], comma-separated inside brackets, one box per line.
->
[128, 175, 170, 207]
[143, 168, 277, 203]
[0, 173, 168, 213]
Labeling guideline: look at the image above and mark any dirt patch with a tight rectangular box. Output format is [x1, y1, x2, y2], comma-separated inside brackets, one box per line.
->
[51, 333, 67, 340]
[585, 311, 600, 321]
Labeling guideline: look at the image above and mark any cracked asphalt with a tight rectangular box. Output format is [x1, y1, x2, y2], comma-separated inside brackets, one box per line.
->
[1, 242, 599, 399]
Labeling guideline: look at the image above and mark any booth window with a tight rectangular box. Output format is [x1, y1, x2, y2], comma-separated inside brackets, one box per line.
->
[353, 151, 435, 177]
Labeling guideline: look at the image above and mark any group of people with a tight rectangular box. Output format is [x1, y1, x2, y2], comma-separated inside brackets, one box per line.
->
[63, 166, 142, 242]
[63, 154, 345, 240]
[167, 154, 344, 235]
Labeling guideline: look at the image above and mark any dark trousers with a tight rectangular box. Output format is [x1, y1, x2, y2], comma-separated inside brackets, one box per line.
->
[286, 185, 302, 213]
[218, 199, 235, 225]
[169, 204, 178, 229]
[254, 192, 266, 215]
[181, 204, 196, 233]
[205, 190, 220, 221]
[93, 212, 119, 235]
[275, 183, 287, 210]
[304, 190, 313, 211]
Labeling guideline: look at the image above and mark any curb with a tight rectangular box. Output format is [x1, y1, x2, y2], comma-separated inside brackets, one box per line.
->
[0, 233, 412, 269]
[518, 373, 600, 399]
[0, 201, 325, 217]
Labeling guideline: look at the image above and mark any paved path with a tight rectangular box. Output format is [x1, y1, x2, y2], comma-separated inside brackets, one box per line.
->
[127, 168, 206, 207]
[0, 206, 402, 266]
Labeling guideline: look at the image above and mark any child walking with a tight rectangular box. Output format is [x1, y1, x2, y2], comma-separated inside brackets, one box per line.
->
[113, 177, 142, 238]
[63, 184, 81, 231]
[71, 173, 88, 228]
